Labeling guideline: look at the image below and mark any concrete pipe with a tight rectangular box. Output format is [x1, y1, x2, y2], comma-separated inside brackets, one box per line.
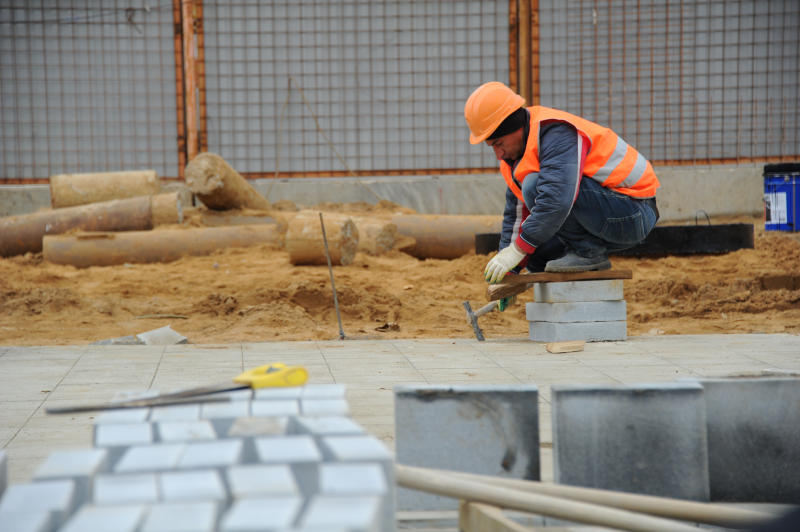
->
[49, 170, 160, 208]
[286, 211, 359, 266]
[185, 152, 271, 211]
[0, 193, 181, 257]
[391, 214, 502, 259]
[43, 224, 281, 267]
[350, 216, 398, 256]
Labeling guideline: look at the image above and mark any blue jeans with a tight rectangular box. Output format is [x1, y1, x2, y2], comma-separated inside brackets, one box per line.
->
[523, 175, 659, 260]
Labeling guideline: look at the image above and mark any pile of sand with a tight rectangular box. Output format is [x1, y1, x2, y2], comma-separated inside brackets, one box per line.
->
[1, 208, 798, 345]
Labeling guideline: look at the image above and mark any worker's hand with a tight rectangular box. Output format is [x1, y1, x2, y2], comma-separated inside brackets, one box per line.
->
[497, 295, 517, 312]
[484, 243, 526, 284]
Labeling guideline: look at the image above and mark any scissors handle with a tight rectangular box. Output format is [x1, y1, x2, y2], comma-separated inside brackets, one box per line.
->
[233, 363, 308, 389]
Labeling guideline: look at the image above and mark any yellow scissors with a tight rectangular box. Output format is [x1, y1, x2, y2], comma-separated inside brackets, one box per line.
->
[46, 363, 308, 414]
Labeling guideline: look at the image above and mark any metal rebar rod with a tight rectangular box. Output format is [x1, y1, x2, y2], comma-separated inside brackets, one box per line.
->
[319, 212, 346, 340]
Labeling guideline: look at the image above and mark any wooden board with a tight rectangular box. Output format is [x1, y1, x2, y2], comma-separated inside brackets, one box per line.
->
[546, 340, 586, 354]
[459, 501, 535, 532]
[487, 269, 632, 301]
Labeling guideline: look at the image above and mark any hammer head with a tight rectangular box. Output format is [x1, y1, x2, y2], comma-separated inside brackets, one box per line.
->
[462, 301, 486, 341]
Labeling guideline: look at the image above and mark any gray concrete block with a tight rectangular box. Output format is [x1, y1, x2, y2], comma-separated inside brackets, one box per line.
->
[114, 444, 186, 473]
[321, 435, 393, 463]
[319, 463, 387, 496]
[250, 399, 299, 417]
[529, 320, 627, 342]
[293, 416, 365, 436]
[695, 377, 800, 503]
[94, 408, 150, 424]
[159, 470, 227, 502]
[0, 511, 53, 532]
[395, 384, 539, 511]
[254, 436, 322, 497]
[0, 480, 76, 526]
[93, 473, 159, 504]
[140, 501, 219, 532]
[0, 451, 5, 498]
[93, 423, 154, 463]
[135, 325, 188, 345]
[33, 449, 108, 504]
[301, 398, 350, 416]
[156, 420, 216, 442]
[552, 382, 710, 501]
[300, 495, 381, 530]
[225, 464, 299, 498]
[149, 404, 201, 422]
[219, 497, 302, 532]
[526, 301, 627, 322]
[58, 504, 147, 532]
[200, 401, 251, 434]
[534, 279, 624, 302]
[302, 384, 347, 399]
[177, 440, 243, 469]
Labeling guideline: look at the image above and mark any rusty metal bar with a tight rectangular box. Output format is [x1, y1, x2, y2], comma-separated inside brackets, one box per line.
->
[182, 0, 198, 162]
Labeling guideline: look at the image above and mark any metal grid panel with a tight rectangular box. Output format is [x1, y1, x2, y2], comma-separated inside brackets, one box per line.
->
[201, 0, 509, 176]
[538, 0, 800, 163]
[0, 1, 179, 182]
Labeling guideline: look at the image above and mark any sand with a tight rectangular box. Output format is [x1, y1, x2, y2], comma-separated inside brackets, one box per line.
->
[1, 205, 798, 346]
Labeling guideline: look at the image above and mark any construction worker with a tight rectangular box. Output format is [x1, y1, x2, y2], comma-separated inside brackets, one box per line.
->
[464, 81, 660, 304]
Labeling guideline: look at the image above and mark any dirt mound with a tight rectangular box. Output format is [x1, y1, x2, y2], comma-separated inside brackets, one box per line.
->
[1, 212, 798, 345]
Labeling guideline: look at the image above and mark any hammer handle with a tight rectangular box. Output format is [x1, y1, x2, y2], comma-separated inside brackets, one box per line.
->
[474, 300, 498, 318]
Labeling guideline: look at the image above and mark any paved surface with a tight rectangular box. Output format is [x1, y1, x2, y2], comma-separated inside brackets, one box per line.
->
[2, 334, 799, 487]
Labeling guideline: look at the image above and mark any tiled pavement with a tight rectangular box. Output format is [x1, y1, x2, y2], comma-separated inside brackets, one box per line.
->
[2, 334, 799, 486]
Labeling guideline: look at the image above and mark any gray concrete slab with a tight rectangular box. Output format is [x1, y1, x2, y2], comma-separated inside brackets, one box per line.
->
[1, 334, 798, 492]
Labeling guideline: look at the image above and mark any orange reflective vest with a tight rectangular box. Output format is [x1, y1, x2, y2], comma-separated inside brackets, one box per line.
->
[500, 106, 659, 200]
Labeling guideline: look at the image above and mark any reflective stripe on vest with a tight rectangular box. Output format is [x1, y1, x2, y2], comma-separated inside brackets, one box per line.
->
[499, 106, 659, 201]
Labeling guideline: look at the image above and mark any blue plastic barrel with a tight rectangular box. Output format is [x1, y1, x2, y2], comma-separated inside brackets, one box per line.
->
[764, 163, 800, 232]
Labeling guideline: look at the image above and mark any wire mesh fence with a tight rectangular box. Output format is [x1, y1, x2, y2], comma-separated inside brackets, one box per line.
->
[0, 0, 797, 183]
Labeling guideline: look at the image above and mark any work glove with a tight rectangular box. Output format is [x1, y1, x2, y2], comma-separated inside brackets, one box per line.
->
[484, 242, 526, 284]
[497, 295, 517, 312]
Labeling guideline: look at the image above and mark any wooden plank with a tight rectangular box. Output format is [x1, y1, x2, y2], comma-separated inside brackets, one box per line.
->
[545, 340, 586, 354]
[486, 270, 632, 301]
[459, 501, 536, 532]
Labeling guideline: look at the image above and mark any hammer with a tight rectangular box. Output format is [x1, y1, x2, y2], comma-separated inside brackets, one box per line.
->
[463, 300, 498, 341]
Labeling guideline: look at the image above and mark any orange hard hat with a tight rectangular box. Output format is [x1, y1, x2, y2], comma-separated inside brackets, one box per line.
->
[464, 81, 526, 144]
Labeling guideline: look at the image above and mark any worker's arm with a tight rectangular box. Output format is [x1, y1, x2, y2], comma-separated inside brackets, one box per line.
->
[514, 121, 588, 253]
[499, 186, 527, 252]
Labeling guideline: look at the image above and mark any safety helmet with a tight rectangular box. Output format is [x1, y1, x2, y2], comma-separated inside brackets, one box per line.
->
[464, 81, 526, 144]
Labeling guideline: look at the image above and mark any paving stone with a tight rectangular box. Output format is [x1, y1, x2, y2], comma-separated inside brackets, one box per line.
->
[94, 408, 150, 424]
[319, 463, 387, 495]
[159, 469, 227, 502]
[695, 377, 800, 503]
[58, 504, 147, 532]
[177, 439, 243, 470]
[220, 389, 253, 402]
[526, 301, 627, 322]
[0, 480, 76, 526]
[33, 449, 108, 504]
[302, 384, 347, 399]
[93, 473, 159, 504]
[249, 399, 299, 417]
[219, 497, 302, 532]
[254, 436, 322, 496]
[225, 464, 299, 498]
[139, 501, 219, 532]
[93, 423, 154, 463]
[252, 387, 303, 400]
[301, 398, 350, 416]
[226, 417, 290, 438]
[0, 511, 53, 532]
[394, 384, 540, 511]
[293, 416, 365, 436]
[114, 444, 186, 473]
[534, 279, 624, 302]
[0, 451, 5, 497]
[149, 404, 201, 422]
[156, 420, 216, 442]
[552, 382, 710, 501]
[200, 401, 251, 434]
[300, 495, 381, 530]
[529, 320, 627, 342]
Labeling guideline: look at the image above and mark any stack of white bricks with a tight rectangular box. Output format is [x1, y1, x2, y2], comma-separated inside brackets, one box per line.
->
[0, 384, 395, 532]
[526, 279, 627, 342]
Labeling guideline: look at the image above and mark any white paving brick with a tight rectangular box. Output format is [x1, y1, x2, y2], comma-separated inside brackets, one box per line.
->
[300, 495, 380, 529]
[319, 463, 387, 495]
[220, 497, 302, 532]
[177, 440, 243, 469]
[159, 470, 227, 502]
[149, 404, 201, 422]
[300, 398, 350, 416]
[156, 420, 216, 442]
[139, 501, 219, 532]
[250, 399, 299, 417]
[0, 480, 76, 526]
[226, 465, 299, 498]
[293, 416, 365, 436]
[93, 473, 159, 505]
[114, 444, 186, 473]
[94, 408, 150, 425]
[0, 511, 53, 532]
[58, 504, 147, 532]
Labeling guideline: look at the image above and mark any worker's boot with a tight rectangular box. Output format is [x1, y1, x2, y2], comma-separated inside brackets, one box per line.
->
[544, 251, 611, 273]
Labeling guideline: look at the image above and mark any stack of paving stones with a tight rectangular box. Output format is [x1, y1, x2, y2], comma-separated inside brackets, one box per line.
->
[526, 279, 627, 342]
[0, 384, 396, 532]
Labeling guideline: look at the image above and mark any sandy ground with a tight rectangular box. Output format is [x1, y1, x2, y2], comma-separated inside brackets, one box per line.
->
[1, 205, 798, 346]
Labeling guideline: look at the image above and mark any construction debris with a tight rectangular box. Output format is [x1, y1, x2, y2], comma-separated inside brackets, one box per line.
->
[42, 224, 281, 267]
[91, 325, 188, 345]
[49, 170, 160, 208]
[185, 152, 271, 211]
[286, 211, 359, 266]
[545, 340, 586, 353]
[0, 193, 183, 257]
